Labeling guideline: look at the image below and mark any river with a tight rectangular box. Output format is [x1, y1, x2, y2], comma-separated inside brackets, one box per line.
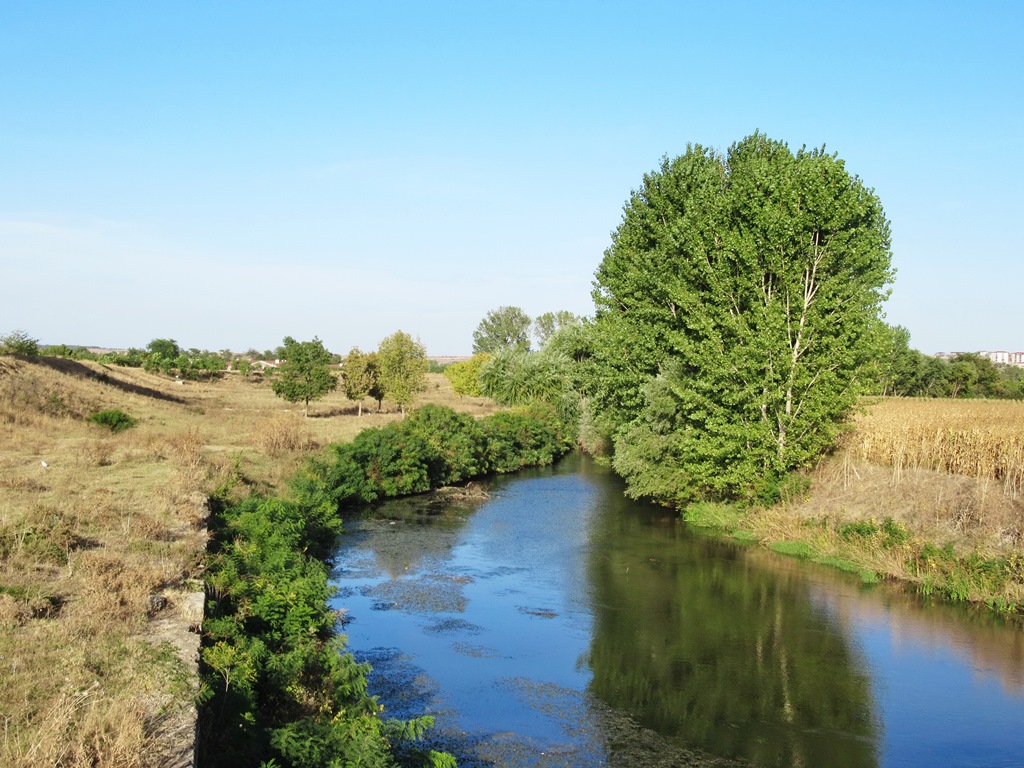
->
[329, 454, 1024, 767]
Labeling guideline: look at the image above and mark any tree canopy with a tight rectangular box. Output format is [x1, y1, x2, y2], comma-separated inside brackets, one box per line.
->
[376, 330, 428, 414]
[444, 353, 489, 397]
[533, 311, 581, 348]
[339, 347, 379, 416]
[146, 338, 180, 359]
[472, 305, 531, 354]
[270, 336, 338, 416]
[592, 133, 893, 503]
[0, 329, 40, 356]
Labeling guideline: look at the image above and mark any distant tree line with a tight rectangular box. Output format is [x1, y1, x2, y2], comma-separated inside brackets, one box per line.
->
[873, 325, 1024, 399]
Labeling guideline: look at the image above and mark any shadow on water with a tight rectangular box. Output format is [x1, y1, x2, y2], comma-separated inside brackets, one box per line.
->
[331, 455, 1024, 768]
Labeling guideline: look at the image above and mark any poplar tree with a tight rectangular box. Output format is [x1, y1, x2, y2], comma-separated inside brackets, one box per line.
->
[592, 133, 893, 502]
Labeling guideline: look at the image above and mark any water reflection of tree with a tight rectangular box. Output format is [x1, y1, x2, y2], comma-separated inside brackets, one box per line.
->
[586, 499, 879, 768]
[347, 493, 488, 578]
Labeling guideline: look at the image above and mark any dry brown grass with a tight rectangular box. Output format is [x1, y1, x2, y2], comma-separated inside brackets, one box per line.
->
[849, 398, 1024, 498]
[782, 397, 1024, 556]
[0, 357, 499, 767]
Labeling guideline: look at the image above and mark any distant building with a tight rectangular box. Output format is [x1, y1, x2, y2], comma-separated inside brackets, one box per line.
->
[980, 350, 1010, 365]
[940, 350, 1024, 368]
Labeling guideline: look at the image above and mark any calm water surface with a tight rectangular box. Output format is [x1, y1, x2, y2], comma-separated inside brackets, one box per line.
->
[329, 455, 1024, 767]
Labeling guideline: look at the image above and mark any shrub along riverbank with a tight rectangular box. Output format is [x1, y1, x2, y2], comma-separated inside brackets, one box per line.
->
[198, 405, 571, 767]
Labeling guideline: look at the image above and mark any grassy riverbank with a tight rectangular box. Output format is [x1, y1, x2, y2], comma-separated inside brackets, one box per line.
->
[0, 355, 499, 767]
[685, 398, 1024, 614]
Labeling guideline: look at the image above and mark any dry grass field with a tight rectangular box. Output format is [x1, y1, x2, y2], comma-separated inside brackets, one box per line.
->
[747, 397, 1024, 610]
[792, 398, 1024, 551]
[0, 356, 497, 767]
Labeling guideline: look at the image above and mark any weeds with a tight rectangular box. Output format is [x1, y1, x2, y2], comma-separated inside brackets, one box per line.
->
[248, 413, 316, 456]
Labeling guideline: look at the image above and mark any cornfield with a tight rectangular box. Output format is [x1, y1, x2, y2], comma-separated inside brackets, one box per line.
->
[850, 398, 1024, 499]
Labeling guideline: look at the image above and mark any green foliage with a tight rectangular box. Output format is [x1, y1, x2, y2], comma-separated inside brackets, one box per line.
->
[480, 410, 562, 473]
[146, 338, 180, 359]
[340, 348, 379, 415]
[400, 404, 488, 485]
[866, 330, 1024, 400]
[443, 353, 489, 397]
[593, 134, 893, 503]
[478, 347, 571, 407]
[472, 305, 532, 354]
[97, 348, 147, 367]
[533, 310, 581, 348]
[271, 336, 338, 416]
[296, 405, 569, 510]
[41, 343, 94, 359]
[200, 488, 444, 767]
[376, 331, 428, 413]
[881, 516, 911, 547]
[1, 329, 40, 356]
[838, 520, 880, 540]
[88, 408, 137, 433]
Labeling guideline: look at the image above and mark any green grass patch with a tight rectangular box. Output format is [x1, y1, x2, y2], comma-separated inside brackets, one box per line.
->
[769, 540, 815, 559]
[682, 502, 745, 529]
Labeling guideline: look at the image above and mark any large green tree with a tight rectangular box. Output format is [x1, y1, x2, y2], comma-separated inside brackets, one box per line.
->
[376, 331, 428, 415]
[593, 133, 893, 502]
[472, 305, 531, 354]
[271, 336, 338, 416]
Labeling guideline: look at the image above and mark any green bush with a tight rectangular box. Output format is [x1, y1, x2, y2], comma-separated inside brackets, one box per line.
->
[88, 408, 137, 433]
[0, 330, 39, 356]
[200, 491, 440, 766]
[400, 403, 488, 485]
[481, 411, 561, 473]
[839, 520, 880, 541]
[297, 405, 570, 512]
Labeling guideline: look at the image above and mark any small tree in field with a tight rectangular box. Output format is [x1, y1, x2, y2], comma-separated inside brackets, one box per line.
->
[377, 331, 428, 416]
[444, 353, 489, 397]
[0, 330, 40, 356]
[472, 306, 531, 354]
[271, 336, 338, 416]
[340, 347, 379, 416]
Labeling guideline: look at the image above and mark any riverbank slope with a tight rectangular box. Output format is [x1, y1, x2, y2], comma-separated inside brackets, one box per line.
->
[0, 356, 497, 767]
[695, 398, 1024, 613]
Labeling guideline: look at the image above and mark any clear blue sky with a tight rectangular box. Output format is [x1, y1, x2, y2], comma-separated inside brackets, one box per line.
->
[2, 1, 1021, 356]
